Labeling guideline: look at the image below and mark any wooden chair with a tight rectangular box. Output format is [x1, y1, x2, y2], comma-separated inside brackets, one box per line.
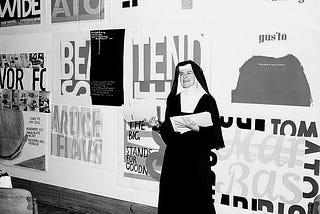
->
[0, 188, 38, 214]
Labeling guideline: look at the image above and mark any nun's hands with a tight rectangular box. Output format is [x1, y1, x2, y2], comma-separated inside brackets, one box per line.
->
[145, 116, 160, 128]
[175, 117, 199, 132]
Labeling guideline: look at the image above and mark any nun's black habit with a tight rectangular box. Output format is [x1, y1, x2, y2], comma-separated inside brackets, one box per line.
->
[156, 60, 225, 214]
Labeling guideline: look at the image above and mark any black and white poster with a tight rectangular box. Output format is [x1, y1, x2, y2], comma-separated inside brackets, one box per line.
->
[90, 29, 125, 106]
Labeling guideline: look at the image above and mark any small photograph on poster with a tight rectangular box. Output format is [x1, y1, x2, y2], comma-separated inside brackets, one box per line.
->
[0, 54, 7, 67]
[7, 54, 17, 68]
[18, 90, 28, 111]
[3, 53, 31, 68]
[18, 53, 31, 68]
[1, 89, 12, 109]
[39, 91, 50, 113]
[10, 54, 28, 68]
[27, 91, 39, 112]
[12, 90, 20, 110]
[29, 53, 44, 68]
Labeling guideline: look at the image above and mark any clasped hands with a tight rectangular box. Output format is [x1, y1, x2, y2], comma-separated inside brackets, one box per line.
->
[145, 116, 199, 132]
[175, 117, 199, 132]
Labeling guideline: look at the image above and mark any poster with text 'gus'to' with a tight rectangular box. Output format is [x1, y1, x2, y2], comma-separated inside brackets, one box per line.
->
[0, 34, 51, 171]
[207, 1, 320, 212]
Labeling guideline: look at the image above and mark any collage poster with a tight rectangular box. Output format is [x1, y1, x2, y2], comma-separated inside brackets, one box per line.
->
[0, 52, 50, 171]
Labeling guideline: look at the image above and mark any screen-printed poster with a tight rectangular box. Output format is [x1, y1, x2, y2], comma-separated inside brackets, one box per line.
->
[90, 29, 125, 106]
[51, 104, 103, 164]
[0, 0, 41, 27]
[205, 1, 320, 212]
[119, 26, 209, 188]
[51, 32, 106, 166]
[53, 31, 92, 106]
[51, 0, 105, 23]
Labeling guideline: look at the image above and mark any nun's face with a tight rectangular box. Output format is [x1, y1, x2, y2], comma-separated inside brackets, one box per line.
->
[179, 64, 195, 88]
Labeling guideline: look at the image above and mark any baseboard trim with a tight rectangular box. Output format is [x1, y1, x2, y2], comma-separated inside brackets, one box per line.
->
[11, 177, 157, 214]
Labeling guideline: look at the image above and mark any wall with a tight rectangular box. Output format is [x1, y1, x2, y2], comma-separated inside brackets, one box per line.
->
[0, 1, 319, 214]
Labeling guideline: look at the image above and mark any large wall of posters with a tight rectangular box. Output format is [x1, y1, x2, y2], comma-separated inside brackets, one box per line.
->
[1, 0, 320, 213]
[118, 1, 320, 213]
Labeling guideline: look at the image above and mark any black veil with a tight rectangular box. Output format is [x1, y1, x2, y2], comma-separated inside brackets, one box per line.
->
[167, 60, 210, 100]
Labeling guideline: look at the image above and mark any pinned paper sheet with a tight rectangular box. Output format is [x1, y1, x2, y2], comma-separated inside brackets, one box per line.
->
[122, 98, 157, 122]
[170, 112, 213, 134]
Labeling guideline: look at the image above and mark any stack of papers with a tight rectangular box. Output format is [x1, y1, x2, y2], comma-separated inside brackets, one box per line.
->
[170, 112, 213, 134]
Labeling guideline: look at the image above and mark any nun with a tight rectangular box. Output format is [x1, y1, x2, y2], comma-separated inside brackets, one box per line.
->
[148, 60, 225, 214]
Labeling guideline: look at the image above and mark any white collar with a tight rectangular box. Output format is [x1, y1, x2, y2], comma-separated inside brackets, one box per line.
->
[180, 87, 205, 113]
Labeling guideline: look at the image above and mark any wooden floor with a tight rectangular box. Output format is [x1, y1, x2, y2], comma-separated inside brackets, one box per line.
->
[37, 201, 86, 214]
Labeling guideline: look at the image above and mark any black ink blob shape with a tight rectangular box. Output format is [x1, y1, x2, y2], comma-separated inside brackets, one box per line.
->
[232, 54, 312, 106]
